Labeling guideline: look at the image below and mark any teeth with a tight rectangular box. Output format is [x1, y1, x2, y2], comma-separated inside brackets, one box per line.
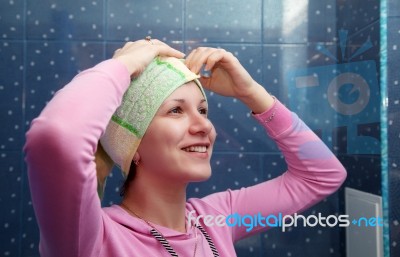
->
[184, 146, 207, 153]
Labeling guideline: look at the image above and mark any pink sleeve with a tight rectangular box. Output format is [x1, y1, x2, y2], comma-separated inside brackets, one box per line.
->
[23, 59, 131, 257]
[202, 99, 347, 241]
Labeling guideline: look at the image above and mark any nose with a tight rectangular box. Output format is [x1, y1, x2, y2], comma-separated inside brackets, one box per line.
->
[188, 112, 214, 136]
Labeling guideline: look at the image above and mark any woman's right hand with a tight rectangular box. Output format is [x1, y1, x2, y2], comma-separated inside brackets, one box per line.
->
[113, 38, 185, 78]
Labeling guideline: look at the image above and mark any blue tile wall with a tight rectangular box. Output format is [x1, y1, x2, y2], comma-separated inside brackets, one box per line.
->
[387, 2, 400, 255]
[388, 0, 400, 17]
[260, 193, 342, 257]
[107, 0, 184, 42]
[0, 0, 395, 256]
[0, 42, 24, 151]
[25, 42, 104, 124]
[0, 152, 22, 257]
[337, 0, 380, 36]
[186, 0, 262, 43]
[389, 157, 400, 257]
[0, 1, 24, 39]
[263, 0, 338, 44]
[26, 0, 105, 40]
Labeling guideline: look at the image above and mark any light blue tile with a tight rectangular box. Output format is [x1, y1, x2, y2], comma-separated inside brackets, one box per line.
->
[105, 42, 184, 60]
[389, 0, 400, 17]
[264, 0, 337, 44]
[262, 44, 338, 103]
[186, 0, 262, 43]
[107, 0, 183, 42]
[26, 0, 104, 40]
[25, 42, 104, 126]
[0, 42, 23, 151]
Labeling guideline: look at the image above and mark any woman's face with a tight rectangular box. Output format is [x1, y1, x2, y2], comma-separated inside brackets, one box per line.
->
[136, 81, 216, 183]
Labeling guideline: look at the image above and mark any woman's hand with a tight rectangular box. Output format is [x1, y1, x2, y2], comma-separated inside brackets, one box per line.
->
[113, 38, 185, 78]
[185, 47, 274, 114]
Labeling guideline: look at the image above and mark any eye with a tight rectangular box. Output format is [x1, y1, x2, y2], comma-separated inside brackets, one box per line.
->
[168, 106, 183, 114]
[199, 107, 208, 116]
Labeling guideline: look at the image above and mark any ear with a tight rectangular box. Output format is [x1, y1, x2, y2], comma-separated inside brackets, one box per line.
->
[133, 152, 141, 163]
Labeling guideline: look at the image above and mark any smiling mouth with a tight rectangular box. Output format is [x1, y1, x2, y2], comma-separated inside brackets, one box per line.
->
[182, 146, 207, 153]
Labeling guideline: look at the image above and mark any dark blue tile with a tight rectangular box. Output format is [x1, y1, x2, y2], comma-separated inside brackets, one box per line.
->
[340, 155, 381, 195]
[347, 21, 380, 63]
[389, 157, 400, 257]
[259, 191, 343, 257]
[186, 0, 262, 43]
[0, 1, 396, 256]
[101, 166, 125, 207]
[207, 95, 278, 153]
[261, 222, 342, 257]
[21, 170, 40, 257]
[26, 0, 104, 40]
[234, 234, 263, 257]
[388, 95, 400, 158]
[337, 0, 380, 36]
[0, 42, 24, 151]
[107, 0, 183, 42]
[0, 152, 22, 257]
[25, 42, 104, 127]
[0, 0, 24, 39]
[388, 17, 400, 158]
[261, 154, 287, 180]
[261, 181, 343, 257]
[187, 153, 263, 198]
[264, 0, 337, 44]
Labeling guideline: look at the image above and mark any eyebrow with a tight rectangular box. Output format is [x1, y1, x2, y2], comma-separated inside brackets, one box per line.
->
[163, 98, 207, 105]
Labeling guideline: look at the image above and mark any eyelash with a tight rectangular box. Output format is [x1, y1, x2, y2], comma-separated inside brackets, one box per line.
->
[168, 106, 208, 116]
[169, 107, 183, 114]
[198, 107, 208, 115]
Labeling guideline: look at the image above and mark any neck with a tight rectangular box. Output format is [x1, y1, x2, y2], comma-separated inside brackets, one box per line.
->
[121, 169, 188, 233]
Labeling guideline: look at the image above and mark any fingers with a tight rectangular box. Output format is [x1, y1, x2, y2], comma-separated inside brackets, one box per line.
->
[114, 39, 184, 59]
[185, 47, 231, 74]
[112, 38, 185, 77]
[152, 40, 185, 59]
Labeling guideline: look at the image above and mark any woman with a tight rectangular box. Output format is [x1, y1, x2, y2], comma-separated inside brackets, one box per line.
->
[24, 38, 346, 257]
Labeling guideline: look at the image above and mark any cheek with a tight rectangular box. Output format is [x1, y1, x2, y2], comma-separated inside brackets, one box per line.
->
[141, 121, 183, 151]
[209, 124, 217, 144]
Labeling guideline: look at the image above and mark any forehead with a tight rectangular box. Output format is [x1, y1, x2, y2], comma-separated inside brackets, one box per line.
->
[164, 81, 206, 101]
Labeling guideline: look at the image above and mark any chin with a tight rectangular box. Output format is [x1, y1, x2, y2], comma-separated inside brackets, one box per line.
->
[188, 168, 212, 182]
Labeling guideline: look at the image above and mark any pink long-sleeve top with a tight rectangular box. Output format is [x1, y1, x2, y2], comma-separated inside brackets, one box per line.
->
[24, 59, 346, 257]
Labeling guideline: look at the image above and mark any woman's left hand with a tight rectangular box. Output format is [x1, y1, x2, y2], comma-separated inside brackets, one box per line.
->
[185, 47, 274, 113]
